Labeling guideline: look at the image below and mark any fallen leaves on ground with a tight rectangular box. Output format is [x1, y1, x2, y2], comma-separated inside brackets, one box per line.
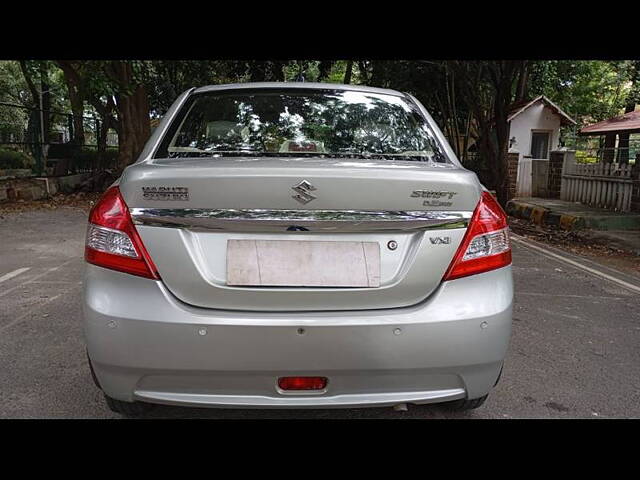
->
[0, 192, 102, 217]
[508, 216, 640, 273]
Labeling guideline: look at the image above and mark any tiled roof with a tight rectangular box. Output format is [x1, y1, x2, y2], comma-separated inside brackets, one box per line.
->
[507, 95, 576, 126]
[579, 110, 640, 135]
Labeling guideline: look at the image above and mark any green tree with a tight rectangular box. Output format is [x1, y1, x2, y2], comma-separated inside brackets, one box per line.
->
[0, 61, 31, 144]
[529, 60, 632, 125]
[52, 60, 151, 170]
[616, 60, 640, 163]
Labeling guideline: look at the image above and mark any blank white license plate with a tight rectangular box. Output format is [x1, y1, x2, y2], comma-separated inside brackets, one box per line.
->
[226, 240, 380, 287]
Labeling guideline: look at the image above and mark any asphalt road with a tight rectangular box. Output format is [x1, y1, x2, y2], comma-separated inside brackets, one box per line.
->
[1, 207, 639, 419]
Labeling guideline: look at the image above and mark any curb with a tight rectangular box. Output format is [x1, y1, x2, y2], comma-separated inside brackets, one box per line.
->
[506, 199, 640, 231]
[506, 199, 583, 230]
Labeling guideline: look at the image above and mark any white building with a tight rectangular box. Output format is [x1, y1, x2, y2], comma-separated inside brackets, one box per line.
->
[507, 95, 576, 196]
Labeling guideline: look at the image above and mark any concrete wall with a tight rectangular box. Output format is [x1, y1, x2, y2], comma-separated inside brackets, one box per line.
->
[507, 152, 519, 200]
[509, 101, 563, 197]
[0, 173, 90, 202]
[509, 102, 562, 161]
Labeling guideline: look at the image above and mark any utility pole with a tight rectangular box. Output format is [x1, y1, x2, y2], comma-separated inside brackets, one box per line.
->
[37, 66, 50, 176]
[31, 88, 47, 176]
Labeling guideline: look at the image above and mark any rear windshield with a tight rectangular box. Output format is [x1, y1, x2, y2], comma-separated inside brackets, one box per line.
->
[154, 88, 451, 163]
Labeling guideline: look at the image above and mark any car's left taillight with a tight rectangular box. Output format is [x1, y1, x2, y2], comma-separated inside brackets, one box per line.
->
[85, 186, 159, 279]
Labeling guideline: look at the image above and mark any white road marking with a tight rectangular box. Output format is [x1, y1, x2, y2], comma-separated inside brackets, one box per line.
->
[0, 258, 77, 298]
[0, 267, 31, 284]
[512, 234, 640, 294]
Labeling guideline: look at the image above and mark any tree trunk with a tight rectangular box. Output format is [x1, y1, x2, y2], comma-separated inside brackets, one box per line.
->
[249, 62, 263, 82]
[96, 116, 108, 171]
[270, 61, 286, 82]
[422, 60, 524, 204]
[56, 61, 86, 145]
[19, 61, 39, 105]
[443, 66, 460, 158]
[116, 86, 150, 170]
[111, 61, 151, 171]
[494, 117, 511, 205]
[476, 121, 498, 191]
[515, 61, 529, 102]
[26, 109, 43, 163]
[83, 91, 117, 171]
[461, 111, 472, 164]
[488, 61, 521, 205]
[370, 60, 386, 87]
[343, 61, 353, 84]
[357, 61, 371, 84]
[317, 60, 333, 82]
[39, 62, 51, 144]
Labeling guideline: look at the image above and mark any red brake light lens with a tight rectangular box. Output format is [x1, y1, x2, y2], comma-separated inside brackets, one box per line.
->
[278, 376, 328, 391]
[85, 186, 159, 279]
[443, 191, 511, 281]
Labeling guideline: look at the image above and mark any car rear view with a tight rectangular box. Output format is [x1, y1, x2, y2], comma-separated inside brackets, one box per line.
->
[82, 83, 513, 415]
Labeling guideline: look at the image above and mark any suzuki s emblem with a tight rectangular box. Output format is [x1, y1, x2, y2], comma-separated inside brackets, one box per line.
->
[291, 180, 317, 204]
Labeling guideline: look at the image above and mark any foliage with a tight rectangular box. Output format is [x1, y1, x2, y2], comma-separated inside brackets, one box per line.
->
[0, 60, 75, 155]
[2, 59, 640, 191]
[0, 62, 36, 144]
[145, 61, 240, 115]
[0, 147, 35, 169]
[529, 61, 634, 126]
[575, 150, 598, 163]
[16, 60, 69, 114]
[70, 146, 118, 166]
[0, 61, 32, 106]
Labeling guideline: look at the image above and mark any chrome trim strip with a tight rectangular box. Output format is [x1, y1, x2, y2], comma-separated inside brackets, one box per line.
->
[133, 387, 466, 408]
[130, 208, 471, 232]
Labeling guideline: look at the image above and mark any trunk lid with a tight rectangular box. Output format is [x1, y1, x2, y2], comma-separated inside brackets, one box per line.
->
[120, 157, 481, 312]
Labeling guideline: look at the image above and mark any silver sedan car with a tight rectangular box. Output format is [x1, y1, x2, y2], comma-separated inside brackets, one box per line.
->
[83, 82, 513, 415]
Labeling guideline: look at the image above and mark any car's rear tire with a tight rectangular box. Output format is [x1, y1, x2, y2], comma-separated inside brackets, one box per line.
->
[442, 394, 488, 411]
[86, 351, 102, 390]
[494, 363, 504, 387]
[104, 394, 154, 416]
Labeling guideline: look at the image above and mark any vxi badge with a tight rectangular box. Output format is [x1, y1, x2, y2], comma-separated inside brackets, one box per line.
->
[410, 190, 457, 207]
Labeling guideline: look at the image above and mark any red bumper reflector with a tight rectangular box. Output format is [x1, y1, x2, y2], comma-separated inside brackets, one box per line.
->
[278, 376, 328, 391]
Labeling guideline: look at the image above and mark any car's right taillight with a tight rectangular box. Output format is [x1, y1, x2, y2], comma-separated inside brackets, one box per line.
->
[442, 191, 511, 281]
[85, 186, 159, 279]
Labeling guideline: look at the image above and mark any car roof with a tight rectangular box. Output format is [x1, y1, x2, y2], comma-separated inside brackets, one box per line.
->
[192, 82, 406, 97]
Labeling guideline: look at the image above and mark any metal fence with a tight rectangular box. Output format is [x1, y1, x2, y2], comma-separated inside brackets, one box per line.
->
[563, 135, 640, 165]
[0, 102, 118, 177]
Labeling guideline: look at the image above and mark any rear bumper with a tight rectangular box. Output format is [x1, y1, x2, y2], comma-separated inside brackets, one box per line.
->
[83, 265, 513, 408]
